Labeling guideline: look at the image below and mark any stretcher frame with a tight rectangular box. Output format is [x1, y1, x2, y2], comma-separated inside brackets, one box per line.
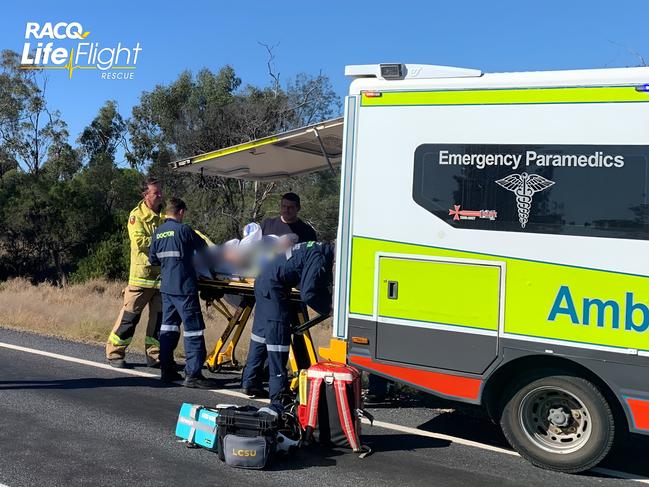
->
[198, 278, 319, 385]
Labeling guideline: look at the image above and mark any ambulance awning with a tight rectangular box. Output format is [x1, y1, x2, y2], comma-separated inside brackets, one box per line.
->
[169, 117, 344, 181]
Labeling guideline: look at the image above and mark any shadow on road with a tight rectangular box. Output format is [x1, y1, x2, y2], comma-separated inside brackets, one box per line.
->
[0, 376, 238, 390]
[365, 433, 451, 452]
[416, 408, 649, 480]
[270, 444, 342, 470]
[418, 409, 509, 449]
[270, 435, 449, 471]
[599, 433, 649, 477]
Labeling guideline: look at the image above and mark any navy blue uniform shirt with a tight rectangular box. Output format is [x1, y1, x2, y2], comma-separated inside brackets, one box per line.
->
[255, 241, 334, 316]
[148, 218, 207, 295]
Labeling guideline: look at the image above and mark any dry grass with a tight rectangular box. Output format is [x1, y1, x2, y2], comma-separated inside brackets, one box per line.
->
[0, 278, 334, 362]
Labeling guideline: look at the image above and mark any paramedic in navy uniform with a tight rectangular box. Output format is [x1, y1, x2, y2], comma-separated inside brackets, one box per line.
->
[149, 197, 215, 389]
[261, 192, 317, 243]
[242, 241, 335, 412]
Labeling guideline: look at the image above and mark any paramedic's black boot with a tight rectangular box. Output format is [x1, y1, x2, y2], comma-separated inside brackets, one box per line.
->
[244, 387, 269, 399]
[108, 358, 127, 369]
[161, 368, 183, 383]
[183, 374, 218, 389]
[363, 393, 387, 406]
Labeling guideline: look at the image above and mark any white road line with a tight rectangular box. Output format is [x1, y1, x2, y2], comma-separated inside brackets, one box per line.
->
[0, 342, 266, 404]
[360, 418, 518, 456]
[591, 469, 649, 484]
[0, 342, 158, 378]
[0, 340, 646, 483]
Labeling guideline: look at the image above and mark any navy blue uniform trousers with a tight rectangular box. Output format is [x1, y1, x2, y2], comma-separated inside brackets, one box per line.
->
[160, 293, 206, 378]
[242, 286, 292, 412]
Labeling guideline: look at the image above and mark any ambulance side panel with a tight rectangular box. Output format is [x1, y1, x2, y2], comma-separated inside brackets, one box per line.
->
[338, 86, 649, 432]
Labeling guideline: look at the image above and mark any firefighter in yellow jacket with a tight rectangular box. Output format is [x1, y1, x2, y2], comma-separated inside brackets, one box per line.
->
[106, 178, 164, 368]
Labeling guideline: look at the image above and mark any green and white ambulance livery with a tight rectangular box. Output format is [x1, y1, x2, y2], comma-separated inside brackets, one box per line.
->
[172, 63, 649, 473]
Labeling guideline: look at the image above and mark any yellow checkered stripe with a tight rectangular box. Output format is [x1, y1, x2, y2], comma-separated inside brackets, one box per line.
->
[128, 277, 160, 288]
[108, 332, 132, 347]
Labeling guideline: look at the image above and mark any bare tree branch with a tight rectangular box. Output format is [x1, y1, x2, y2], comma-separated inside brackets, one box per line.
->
[258, 41, 281, 95]
[608, 40, 647, 67]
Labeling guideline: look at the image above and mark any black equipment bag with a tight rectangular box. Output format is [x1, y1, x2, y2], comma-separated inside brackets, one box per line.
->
[215, 405, 278, 469]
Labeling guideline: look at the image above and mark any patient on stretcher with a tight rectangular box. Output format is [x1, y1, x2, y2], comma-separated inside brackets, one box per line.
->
[194, 222, 298, 281]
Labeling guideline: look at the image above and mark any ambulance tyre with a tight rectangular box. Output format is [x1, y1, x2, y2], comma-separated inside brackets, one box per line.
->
[500, 374, 614, 473]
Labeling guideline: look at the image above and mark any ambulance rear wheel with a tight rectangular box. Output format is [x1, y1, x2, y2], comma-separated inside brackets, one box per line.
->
[500, 374, 614, 473]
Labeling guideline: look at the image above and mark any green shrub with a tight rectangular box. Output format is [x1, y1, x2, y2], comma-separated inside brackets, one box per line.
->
[70, 230, 130, 283]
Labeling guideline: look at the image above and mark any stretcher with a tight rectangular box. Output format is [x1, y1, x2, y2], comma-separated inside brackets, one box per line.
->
[198, 277, 320, 387]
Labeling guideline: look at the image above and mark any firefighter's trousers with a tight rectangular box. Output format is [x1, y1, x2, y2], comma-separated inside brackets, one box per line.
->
[106, 285, 162, 361]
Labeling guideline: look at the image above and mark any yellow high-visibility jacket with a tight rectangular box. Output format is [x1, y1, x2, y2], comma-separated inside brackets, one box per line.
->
[127, 200, 163, 288]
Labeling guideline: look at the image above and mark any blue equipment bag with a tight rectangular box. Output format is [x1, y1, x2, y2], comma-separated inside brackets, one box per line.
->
[175, 403, 219, 451]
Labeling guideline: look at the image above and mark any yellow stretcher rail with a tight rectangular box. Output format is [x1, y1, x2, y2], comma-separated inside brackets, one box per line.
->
[197, 277, 319, 389]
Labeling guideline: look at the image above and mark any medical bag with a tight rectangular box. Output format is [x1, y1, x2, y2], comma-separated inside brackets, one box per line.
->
[297, 361, 373, 456]
[175, 403, 219, 451]
[215, 405, 279, 469]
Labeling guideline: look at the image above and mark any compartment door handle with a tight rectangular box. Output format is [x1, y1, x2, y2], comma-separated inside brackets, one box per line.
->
[387, 281, 398, 300]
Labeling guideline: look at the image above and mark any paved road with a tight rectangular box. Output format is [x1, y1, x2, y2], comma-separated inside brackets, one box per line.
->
[0, 328, 646, 487]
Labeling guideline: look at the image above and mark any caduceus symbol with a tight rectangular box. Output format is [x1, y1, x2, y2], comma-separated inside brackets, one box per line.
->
[495, 172, 555, 228]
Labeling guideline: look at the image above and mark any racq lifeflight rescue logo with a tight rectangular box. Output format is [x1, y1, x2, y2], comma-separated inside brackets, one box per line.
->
[20, 21, 141, 79]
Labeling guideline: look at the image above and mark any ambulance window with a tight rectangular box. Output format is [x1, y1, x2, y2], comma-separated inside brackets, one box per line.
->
[413, 144, 649, 241]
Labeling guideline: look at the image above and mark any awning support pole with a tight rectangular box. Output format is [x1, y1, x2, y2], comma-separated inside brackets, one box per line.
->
[312, 127, 337, 176]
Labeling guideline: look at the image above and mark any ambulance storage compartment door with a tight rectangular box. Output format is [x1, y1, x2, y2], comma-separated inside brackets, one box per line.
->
[375, 255, 503, 374]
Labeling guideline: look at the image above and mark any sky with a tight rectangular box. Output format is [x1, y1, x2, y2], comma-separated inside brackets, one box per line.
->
[2, 0, 648, 164]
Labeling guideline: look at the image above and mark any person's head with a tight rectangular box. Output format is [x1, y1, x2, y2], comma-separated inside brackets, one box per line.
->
[280, 192, 301, 224]
[142, 177, 163, 212]
[165, 197, 187, 222]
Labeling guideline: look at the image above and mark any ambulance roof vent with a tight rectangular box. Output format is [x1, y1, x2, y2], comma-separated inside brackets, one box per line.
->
[345, 63, 482, 80]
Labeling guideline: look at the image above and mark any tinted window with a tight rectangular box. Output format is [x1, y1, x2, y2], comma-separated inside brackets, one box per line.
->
[413, 144, 649, 240]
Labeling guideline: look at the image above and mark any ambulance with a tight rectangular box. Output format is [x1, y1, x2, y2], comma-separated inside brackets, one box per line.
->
[171, 63, 649, 473]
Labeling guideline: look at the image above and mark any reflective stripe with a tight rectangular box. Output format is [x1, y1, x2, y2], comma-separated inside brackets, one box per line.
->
[250, 333, 266, 344]
[307, 369, 354, 381]
[184, 330, 204, 337]
[178, 417, 217, 435]
[307, 376, 323, 428]
[156, 251, 181, 258]
[361, 86, 649, 107]
[145, 336, 160, 347]
[160, 325, 180, 332]
[128, 277, 160, 288]
[266, 344, 290, 352]
[108, 332, 132, 346]
[334, 379, 360, 451]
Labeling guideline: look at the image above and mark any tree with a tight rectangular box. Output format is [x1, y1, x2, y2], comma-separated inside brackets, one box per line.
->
[43, 142, 81, 181]
[0, 97, 140, 285]
[0, 146, 18, 179]
[78, 100, 127, 163]
[0, 50, 68, 175]
[0, 171, 104, 285]
[127, 65, 341, 241]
